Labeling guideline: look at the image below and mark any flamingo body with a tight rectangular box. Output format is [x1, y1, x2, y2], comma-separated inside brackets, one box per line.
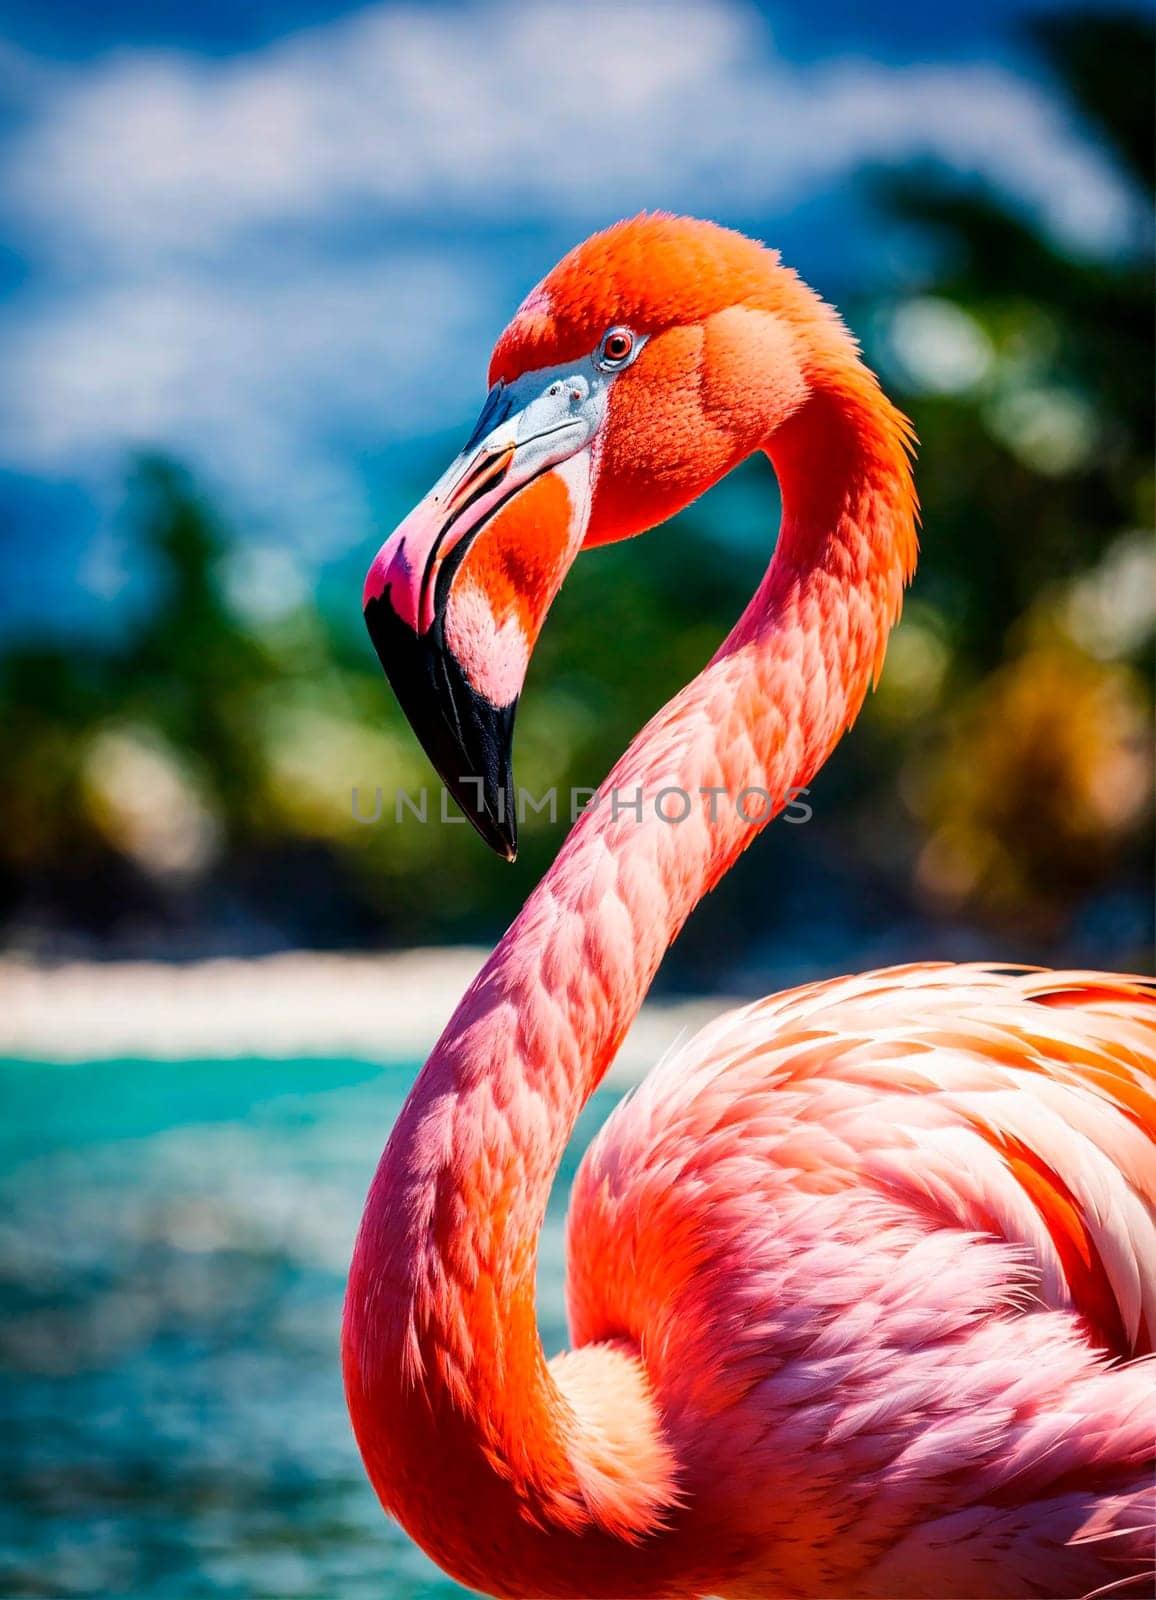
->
[567, 963, 1155, 1596]
[345, 215, 1156, 1598]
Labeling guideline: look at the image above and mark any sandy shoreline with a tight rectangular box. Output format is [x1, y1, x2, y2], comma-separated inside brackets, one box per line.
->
[0, 950, 733, 1085]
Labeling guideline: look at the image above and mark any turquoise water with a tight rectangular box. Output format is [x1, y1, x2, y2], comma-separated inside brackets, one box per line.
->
[0, 1057, 622, 1597]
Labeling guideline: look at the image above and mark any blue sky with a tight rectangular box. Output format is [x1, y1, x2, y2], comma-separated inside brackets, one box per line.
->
[0, 0, 1145, 632]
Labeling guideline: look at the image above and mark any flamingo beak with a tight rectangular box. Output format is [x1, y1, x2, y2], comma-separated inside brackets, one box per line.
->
[364, 366, 607, 859]
[364, 574, 520, 860]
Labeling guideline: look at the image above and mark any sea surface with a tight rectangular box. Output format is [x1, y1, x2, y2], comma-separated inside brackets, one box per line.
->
[0, 1056, 621, 1597]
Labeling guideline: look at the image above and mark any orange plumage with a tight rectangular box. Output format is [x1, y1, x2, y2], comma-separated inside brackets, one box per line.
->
[348, 216, 1155, 1598]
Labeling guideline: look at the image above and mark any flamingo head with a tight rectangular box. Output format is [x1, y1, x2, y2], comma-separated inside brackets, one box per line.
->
[364, 214, 825, 857]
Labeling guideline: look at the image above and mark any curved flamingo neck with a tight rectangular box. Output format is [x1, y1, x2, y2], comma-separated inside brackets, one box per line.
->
[343, 353, 916, 1595]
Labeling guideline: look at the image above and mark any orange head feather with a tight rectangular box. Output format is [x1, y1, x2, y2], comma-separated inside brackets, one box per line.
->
[489, 213, 857, 544]
[490, 212, 825, 381]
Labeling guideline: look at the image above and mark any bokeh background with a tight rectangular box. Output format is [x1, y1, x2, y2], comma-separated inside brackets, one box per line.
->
[1, 1, 1152, 1594]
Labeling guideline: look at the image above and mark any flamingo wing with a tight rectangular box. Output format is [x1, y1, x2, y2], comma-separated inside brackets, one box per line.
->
[564, 964, 1156, 1595]
[573, 963, 1156, 1358]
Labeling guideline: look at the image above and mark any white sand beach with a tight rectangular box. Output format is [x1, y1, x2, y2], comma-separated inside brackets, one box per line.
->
[0, 950, 733, 1085]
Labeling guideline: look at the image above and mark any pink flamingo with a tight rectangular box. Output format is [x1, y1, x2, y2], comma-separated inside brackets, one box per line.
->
[345, 216, 1155, 1598]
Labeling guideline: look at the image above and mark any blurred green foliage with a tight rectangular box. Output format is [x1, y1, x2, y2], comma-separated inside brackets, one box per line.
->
[0, 10, 1151, 976]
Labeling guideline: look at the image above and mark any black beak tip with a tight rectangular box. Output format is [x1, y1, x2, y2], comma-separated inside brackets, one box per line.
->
[474, 808, 518, 864]
[364, 594, 520, 864]
[443, 765, 519, 863]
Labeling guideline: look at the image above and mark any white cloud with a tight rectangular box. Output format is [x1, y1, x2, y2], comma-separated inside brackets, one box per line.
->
[1, 257, 475, 463]
[0, 0, 1143, 570]
[2, 0, 1138, 264]
[0, 254, 490, 556]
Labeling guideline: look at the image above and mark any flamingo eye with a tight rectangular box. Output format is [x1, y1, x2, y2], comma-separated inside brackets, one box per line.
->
[596, 327, 637, 372]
